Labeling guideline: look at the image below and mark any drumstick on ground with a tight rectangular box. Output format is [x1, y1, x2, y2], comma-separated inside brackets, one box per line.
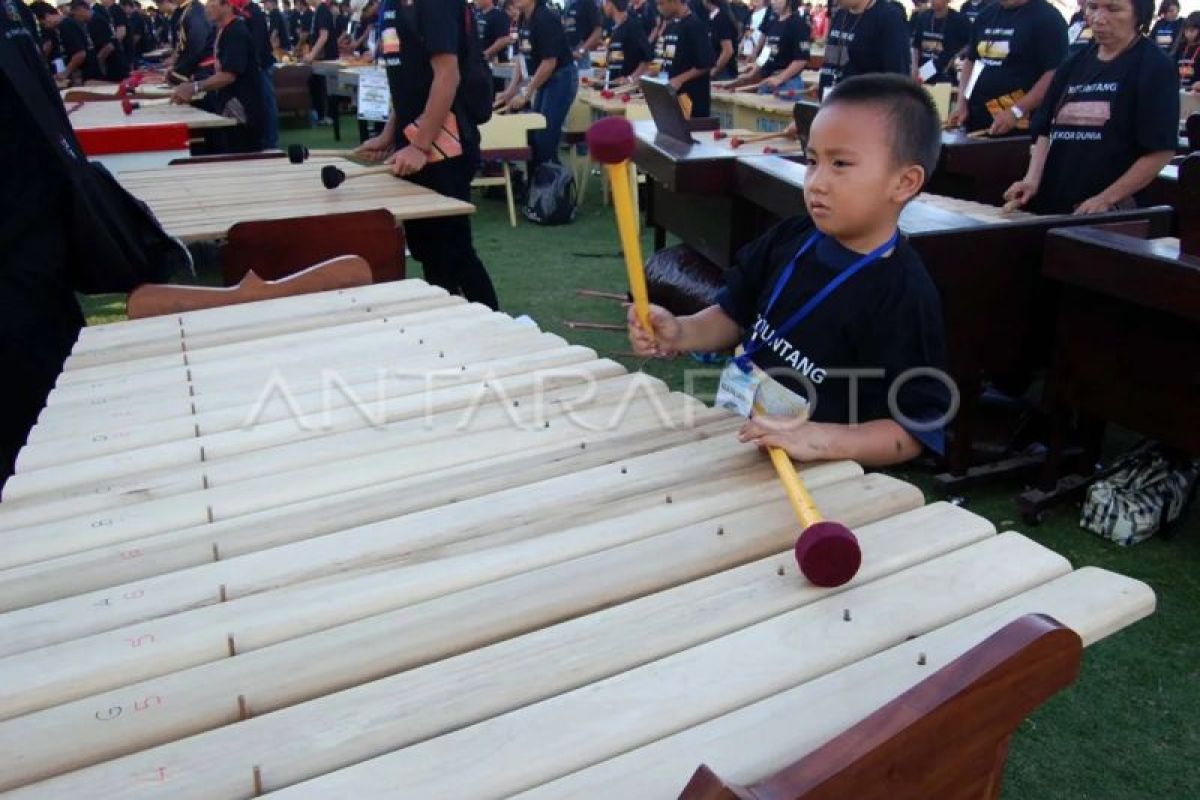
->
[585, 117, 653, 338]
[320, 164, 393, 189]
[753, 403, 862, 588]
[586, 116, 860, 588]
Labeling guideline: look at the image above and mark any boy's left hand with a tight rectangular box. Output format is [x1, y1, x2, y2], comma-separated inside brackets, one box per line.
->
[737, 415, 836, 463]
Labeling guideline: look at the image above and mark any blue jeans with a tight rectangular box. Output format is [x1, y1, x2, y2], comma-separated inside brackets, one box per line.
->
[260, 66, 279, 149]
[531, 63, 579, 166]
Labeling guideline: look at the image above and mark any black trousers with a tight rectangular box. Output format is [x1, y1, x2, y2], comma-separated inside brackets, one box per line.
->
[406, 154, 499, 310]
[0, 218, 84, 488]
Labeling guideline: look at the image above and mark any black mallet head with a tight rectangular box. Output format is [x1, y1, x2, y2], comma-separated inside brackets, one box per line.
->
[288, 144, 310, 164]
[586, 116, 637, 165]
[321, 165, 347, 190]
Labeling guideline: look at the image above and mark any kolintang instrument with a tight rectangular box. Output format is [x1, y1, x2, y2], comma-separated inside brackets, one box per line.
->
[0, 281, 1156, 799]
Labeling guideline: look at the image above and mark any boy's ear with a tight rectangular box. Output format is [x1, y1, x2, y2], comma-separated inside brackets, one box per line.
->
[892, 164, 926, 205]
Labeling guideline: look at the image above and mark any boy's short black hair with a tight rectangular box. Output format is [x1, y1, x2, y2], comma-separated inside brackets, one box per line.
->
[29, 0, 58, 18]
[822, 74, 942, 183]
[69, 0, 90, 11]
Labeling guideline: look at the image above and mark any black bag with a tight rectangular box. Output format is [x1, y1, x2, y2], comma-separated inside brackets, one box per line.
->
[523, 163, 577, 226]
[0, 40, 186, 294]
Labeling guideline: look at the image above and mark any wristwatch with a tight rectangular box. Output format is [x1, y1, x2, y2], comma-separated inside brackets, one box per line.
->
[1010, 105, 1025, 120]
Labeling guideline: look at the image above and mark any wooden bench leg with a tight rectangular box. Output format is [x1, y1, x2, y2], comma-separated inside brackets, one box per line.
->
[504, 162, 517, 228]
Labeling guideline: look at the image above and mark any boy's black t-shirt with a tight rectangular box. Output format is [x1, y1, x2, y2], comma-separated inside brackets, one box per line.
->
[761, 13, 810, 78]
[89, 2, 129, 77]
[965, 0, 1066, 132]
[660, 12, 714, 115]
[562, 0, 600, 50]
[298, 7, 313, 38]
[268, 8, 289, 47]
[213, 17, 265, 140]
[1150, 18, 1181, 53]
[911, 8, 971, 84]
[707, 6, 739, 80]
[518, 3, 572, 74]
[476, 6, 510, 55]
[607, 16, 652, 82]
[310, 1, 338, 60]
[819, 0, 910, 94]
[1030, 37, 1179, 215]
[715, 215, 951, 453]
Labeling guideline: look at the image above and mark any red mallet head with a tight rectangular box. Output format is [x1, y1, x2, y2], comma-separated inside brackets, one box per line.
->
[288, 144, 310, 164]
[621, 94, 632, 104]
[713, 130, 729, 140]
[586, 116, 637, 165]
[120, 96, 136, 115]
[600, 89, 615, 99]
[729, 136, 745, 149]
[320, 165, 347, 190]
[763, 146, 779, 154]
[794, 521, 861, 588]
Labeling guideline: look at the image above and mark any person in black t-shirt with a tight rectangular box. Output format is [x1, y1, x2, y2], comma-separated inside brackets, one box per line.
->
[296, 0, 313, 49]
[334, 0, 350, 39]
[353, 0, 499, 310]
[302, 0, 337, 124]
[909, 0, 927, 34]
[475, 0, 514, 61]
[604, 0, 653, 84]
[61, 0, 102, 82]
[1005, 0, 1178, 215]
[167, 0, 215, 84]
[120, 0, 145, 59]
[961, 0, 995, 26]
[283, 0, 300, 46]
[1172, 12, 1200, 90]
[819, 0, 911, 97]
[497, 0, 577, 165]
[0, 0, 88, 487]
[246, 0, 278, 147]
[29, 2, 67, 75]
[1066, 0, 1094, 58]
[172, 0, 265, 151]
[656, 0, 715, 117]
[628, 74, 951, 466]
[1149, 0, 1180, 53]
[951, 0, 1066, 135]
[90, 0, 130, 79]
[564, 0, 603, 66]
[264, 0, 290, 51]
[630, 0, 658, 40]
[722, 0, 808, 92]
[910, 0, 970, 84]
[702, 0, 740, 80]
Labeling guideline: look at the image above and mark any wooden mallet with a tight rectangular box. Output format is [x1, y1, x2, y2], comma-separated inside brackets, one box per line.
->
[728, 130, 791, 149]
[753, 403, 862, 588]
[288, 144, 356, 164]
[320, 163, 392, 190]
[585, 116, 652, 337]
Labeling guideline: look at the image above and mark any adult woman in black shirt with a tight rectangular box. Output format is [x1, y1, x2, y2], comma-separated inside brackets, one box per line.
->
[910, 0, 970, 85]
[703, 0, 740, 81]
[1005, 0, 1178, 215]
[1171, 11, 1199, 89]
[498, 0, 577, 166]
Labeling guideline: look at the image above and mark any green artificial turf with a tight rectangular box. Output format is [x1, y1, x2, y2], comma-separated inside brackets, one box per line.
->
[78, 119, 1198, 799]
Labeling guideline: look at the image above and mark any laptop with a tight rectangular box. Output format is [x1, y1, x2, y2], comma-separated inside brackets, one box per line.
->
[639, 76, 695, 145]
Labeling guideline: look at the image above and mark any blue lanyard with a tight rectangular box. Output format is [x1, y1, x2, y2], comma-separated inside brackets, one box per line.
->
[734, 230, 900, 372]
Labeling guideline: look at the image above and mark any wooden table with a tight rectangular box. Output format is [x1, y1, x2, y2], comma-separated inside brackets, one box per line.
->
[1018, 226, 1200, 519]
[0, 281, 1154, 798]
[67, 100, 235, 132]
[115, 157, 474, 242]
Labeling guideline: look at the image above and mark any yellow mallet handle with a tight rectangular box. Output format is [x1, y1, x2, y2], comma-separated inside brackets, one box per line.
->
[602, 160, 652, 337]
[754, 402, 823, 529]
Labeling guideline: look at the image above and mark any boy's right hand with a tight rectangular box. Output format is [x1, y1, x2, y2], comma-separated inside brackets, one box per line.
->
[627, 303, 683, 358]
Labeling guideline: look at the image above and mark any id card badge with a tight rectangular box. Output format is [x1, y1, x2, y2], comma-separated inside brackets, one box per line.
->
[715, 359, 761, 418]
[1067, 21, 1084, 44]
[918, 59, 937, 84]
[52, 57, 65, 74]
[964, 62, 984, 100]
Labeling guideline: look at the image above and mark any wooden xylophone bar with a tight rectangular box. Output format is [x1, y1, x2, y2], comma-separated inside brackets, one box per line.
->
[0, 281, 1155, 799]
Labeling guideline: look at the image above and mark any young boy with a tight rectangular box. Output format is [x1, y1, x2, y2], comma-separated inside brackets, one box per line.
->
[628, 74, 952, 467]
